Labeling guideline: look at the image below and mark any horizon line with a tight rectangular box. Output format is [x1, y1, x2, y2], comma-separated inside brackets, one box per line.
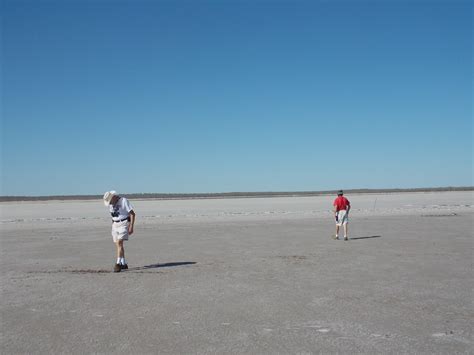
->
[1, 186, 472, 202]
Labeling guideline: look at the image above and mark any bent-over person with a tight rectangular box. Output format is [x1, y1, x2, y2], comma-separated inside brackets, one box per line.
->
[103, 191, 136, 272]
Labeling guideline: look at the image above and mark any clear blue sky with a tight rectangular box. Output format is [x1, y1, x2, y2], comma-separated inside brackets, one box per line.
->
[2, 0, 472, 196]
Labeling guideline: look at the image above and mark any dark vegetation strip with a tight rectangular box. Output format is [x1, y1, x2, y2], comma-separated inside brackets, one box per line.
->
[1, 187, 472, 202]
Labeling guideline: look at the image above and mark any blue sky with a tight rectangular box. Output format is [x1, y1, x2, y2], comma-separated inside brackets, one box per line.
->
[2, 0, 472, 196]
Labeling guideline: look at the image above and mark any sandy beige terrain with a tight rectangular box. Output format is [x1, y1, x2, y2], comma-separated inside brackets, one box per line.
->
[1, 191, 472, 353]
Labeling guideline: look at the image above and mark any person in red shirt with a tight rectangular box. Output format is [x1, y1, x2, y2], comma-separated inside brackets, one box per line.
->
[333, 190, 351, 240]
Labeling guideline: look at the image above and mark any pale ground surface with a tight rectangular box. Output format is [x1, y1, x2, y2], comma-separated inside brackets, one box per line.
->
[1, 191, 472, 354]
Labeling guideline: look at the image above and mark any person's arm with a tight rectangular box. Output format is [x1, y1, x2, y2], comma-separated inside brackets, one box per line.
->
[128, 210, 136, 235]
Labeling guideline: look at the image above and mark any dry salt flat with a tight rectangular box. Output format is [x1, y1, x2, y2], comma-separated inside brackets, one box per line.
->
[1, 191, 472, 354]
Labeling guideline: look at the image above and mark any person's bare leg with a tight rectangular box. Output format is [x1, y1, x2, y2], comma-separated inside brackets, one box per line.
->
[343, 223, 348, 240]
[116, 241, 120, 260]
[116, 240, 124, 258]
[113, 240, 124, 272]
[115, 240, 128, 269]
[335, 225, 340, 239]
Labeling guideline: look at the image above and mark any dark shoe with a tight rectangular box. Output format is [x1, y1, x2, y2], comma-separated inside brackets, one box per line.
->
[121, 264, 128, 270]
[113, 263, 121, 272]
[344, 237, 349, 241]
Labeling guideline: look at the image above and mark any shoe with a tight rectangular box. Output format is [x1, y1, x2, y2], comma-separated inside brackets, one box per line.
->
[113, 263, 121, 272]
[332, 235, 339, 240]
[344, 237, 349, 241]
[121, 264, 128, 270]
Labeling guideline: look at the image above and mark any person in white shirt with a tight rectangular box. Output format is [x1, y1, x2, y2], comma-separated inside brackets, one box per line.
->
[103, 191, 136, 272]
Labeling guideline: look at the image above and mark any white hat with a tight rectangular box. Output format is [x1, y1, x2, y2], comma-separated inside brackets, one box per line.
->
[103, 190, 117, 206]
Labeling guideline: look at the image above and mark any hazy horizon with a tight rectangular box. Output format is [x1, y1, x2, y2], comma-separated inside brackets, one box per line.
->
[1, 186, 472, 200]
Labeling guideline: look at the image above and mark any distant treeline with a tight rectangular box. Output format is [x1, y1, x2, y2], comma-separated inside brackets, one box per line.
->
[0, 187, 472, 202]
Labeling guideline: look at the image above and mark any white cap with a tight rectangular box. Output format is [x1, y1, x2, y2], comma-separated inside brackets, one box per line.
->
[103, 190, 117, 206]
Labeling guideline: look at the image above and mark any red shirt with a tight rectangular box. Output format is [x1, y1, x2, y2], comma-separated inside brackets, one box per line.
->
[333, 196, 350, 211]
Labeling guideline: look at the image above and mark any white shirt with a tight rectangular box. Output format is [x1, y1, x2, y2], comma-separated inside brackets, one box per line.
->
[109, 197, 134, 221]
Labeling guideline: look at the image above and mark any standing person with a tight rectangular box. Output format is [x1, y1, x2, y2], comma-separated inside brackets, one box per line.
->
[333, 190, 350, 241]
[103, 191, 136, 272]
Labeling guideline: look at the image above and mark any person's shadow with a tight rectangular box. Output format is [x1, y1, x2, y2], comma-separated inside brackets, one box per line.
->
[349, 235, 382, 240]
[128, 262, 196, 271]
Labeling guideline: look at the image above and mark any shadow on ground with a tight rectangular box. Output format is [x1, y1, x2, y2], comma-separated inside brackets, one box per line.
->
[30, 262, 197, 274]
[128, 262, 197, 271]
[349, 235, 382, 240]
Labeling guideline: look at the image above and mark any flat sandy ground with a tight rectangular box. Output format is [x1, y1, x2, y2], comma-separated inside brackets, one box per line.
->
[1, 191, 472, 354]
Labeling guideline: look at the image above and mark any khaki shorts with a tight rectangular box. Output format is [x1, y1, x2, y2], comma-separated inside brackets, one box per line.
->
[336, 210, 349, 226]
[112, 220, 129, 243]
